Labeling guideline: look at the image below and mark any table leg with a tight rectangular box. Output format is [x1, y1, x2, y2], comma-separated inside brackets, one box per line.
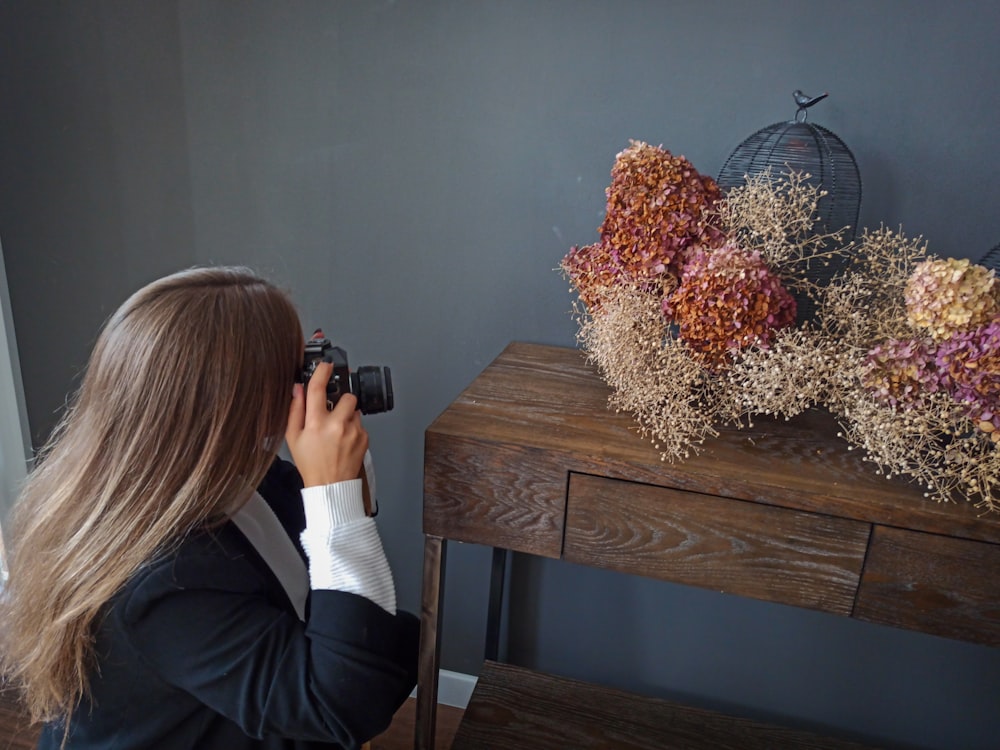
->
[484, 547, 507, 662]
[415, 535, 446, 750]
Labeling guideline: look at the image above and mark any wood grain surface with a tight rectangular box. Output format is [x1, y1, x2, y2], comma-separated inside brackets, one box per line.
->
[564, 473, 870, 615]
[854, 526, 1000, 646]
[423, 433, 566, 556]
[416, 535, 446, 750]
[419, 342, 1000, 749]
[451, 661, 880, 750]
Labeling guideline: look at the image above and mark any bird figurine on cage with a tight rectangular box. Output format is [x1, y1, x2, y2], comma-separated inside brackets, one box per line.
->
[792, 89, 828, 116]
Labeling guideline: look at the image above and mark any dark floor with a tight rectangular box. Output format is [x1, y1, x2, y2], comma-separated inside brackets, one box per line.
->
[0, 690, 463, 750]
[373, 698, 462, 750]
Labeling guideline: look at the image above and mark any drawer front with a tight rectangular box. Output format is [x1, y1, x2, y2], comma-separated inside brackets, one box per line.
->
[564, 473, 871, 615]
[854, 525, 1000, 646]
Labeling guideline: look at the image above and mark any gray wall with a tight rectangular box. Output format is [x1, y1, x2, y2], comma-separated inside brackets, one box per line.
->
[2, 2, 998, 748]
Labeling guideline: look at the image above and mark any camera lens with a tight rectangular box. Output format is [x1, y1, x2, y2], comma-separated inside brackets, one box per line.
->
[353, 366, 394, 415]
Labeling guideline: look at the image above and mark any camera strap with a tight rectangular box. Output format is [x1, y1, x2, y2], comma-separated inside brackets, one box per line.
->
[231, 491, 309, 621]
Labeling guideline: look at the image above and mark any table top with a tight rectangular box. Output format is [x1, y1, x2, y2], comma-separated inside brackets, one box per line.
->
[426, 341, 1000, 546]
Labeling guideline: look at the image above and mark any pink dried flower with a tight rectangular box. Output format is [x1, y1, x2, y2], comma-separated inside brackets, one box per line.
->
[664, 242, 797, 369]
[936, 319, 1000, 440]
[862, 338, 939, 409]
[905, 257, 999, 340]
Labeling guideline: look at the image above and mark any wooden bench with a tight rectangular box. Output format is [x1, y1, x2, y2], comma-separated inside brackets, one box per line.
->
[453, 661, 876, 749]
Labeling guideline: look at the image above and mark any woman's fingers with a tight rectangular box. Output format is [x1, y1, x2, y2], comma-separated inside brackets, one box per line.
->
[286, 382, 306, 443]
[286, 362, 369, 487]
[304, 362, 333, 425]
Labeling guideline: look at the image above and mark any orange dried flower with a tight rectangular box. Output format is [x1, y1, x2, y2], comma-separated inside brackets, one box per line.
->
[562, 140, 724, 309]
[600, 140, 724, 282]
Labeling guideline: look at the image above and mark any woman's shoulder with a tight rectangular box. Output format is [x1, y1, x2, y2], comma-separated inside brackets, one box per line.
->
[259, 456, 304, 497]
[113, 458, 305, 621]
[117, 522, 270, 615]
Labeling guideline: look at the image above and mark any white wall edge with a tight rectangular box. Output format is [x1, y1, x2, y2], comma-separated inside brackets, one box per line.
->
[0, 237, 32, 579]
[410, 669, 478, 709]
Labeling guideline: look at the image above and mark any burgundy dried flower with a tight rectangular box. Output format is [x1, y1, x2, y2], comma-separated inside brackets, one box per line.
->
[935, 319, 1000, 441]
[862, 338, 939, 409]
[664, 242, 797, 370]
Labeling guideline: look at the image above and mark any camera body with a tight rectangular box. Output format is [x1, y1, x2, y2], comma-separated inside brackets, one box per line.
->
[301, 330, 394, 415]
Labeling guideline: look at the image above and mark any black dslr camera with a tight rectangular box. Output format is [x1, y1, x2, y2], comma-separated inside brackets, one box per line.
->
[300, 329, 394, 415]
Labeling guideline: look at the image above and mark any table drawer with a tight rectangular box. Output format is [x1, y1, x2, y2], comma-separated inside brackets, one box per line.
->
[563, 473, 871, 615]
[854, 525, 1000, 646]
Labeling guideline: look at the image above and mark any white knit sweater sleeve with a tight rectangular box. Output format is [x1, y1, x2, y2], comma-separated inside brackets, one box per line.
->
[298, 454, 396, 615]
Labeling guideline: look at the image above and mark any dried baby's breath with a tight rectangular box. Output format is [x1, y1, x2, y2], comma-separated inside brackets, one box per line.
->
[818, 228, 927, 347]
[718, 168, 848, 306]
[726, 328, 845, 420]
[575, 284, 727, 461]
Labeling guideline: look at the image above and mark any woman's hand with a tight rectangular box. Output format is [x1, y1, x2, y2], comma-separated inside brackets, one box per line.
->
[285, 362, 369, 487]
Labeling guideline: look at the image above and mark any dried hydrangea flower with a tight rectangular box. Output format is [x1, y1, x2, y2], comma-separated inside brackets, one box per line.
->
[861, 337, 939, 409]
[935, 319, 1000, 440]
[663, 242, 797, 369]
[905, 257, 999, 340]
[561, 141, 724, 310]
[562, 157, 1000, 511]
[599, 140, 724, 282]
[561, 242, 621, 311]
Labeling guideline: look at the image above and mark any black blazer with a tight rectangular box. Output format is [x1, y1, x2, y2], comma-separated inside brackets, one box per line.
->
[38, 460, 419, 750]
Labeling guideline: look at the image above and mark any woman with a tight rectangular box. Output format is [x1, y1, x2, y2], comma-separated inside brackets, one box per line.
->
[1, 267, 418, 749]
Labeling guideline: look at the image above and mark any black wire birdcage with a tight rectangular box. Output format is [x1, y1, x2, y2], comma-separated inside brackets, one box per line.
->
[980, 241, 1000, 272]
[717, 91, 862, 321]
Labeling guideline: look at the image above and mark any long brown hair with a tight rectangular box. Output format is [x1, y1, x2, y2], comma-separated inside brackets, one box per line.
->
[1, 266, 303, 725]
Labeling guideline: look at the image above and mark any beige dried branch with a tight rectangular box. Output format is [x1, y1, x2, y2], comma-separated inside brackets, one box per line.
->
[726, 328, 846, 421]
[575, 284, 726, 461]
[717, 168, 849, 306]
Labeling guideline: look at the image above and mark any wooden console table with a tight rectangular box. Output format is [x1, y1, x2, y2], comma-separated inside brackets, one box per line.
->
[416, 342, 1000, 749]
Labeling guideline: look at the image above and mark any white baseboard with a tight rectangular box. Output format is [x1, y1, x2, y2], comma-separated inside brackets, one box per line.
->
[437, 669, 477, 708]
[410, 669, 478, 709]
